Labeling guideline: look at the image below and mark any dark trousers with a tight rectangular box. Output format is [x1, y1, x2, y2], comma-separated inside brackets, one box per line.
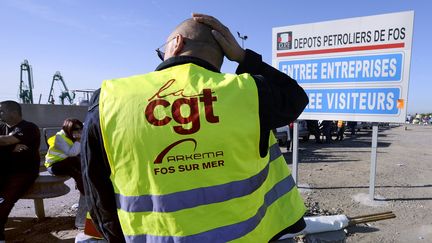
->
[322, 121, 332, 143]
[306, 120, 322, 143]
[0, 172, 38, 240]
[347, 122, 356, 135]
[336, 127, 345, 140]
[48, 156, 84, 194]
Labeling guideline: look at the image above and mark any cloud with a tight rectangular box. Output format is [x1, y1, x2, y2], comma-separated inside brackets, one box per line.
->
[5, 0, 88, 31]
[3, 0, 133, 45]
[99, 13, 151, 28]
[150, 0, 175, 18]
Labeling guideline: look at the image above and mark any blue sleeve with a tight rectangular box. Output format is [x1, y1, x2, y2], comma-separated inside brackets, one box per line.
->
[236, 49, 309, 157]
[236, 49, 309, 130]
[81, 89, 126, 242]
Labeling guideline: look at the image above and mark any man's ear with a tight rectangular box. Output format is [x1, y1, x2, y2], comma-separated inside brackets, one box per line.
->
[173, 34, 185, 56]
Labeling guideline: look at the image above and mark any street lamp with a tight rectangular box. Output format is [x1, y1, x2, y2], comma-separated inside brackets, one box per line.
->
[237, 31, 248, 48]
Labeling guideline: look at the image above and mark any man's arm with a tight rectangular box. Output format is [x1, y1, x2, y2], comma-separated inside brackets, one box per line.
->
[0, 131, 30, 152]
[53, 133, 80, 156]
[0, 135, 20, 146]
[193, 13, 308, 130]
[81, 90, 125, 242]
[193, 13, 308, 157]
[236, 49, 308, 157]
[236, 49, 309, 130]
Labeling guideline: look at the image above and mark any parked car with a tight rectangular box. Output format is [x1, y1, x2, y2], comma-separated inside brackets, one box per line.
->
[293, 120, 311, 141]
[274, 126, 290, 146]
[345, 121, 373, 132]
[357, 122, 372, 130]
[275, 120, 310, 146]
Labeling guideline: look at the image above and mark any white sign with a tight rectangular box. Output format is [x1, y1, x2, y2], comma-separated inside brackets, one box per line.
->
[272, 11, 414, 123]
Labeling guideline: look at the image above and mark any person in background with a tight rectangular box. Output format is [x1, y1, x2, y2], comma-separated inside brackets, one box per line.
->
[336, 120, 345, 141]
[0, 100, 40, 242]
[45, 118, 84, 195]
[306, 120, 322, 144]
[406, 114, 411, 123]
[321, 120, 333, 143]
[347, 121, 357, 135]
[81, 13, 308, 242]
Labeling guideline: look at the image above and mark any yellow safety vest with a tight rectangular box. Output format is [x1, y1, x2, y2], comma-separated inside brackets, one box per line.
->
[45, 130, 73, 168]
[99, 63, 306, 242]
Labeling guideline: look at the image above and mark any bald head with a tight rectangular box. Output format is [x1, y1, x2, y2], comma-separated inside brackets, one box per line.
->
[0, 101, 22, 116]
[169, 19, 217, 44]
[0, 100, 22, 126]
[164, 18, 224, 70]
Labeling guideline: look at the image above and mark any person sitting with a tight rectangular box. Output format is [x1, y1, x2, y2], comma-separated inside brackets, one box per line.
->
[45, 118, 84, 195]
[0, 100, 40, 242]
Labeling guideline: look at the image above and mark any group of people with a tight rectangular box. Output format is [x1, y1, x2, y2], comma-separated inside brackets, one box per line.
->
[306, 120, 350, 144]
[1, 100, 84, 242]
[406, 113, 432, 125]
[3, 13, 311, 242]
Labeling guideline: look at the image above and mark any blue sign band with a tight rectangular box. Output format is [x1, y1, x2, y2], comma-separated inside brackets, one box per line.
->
[304, 88, 400, 114]
[279, 54, 402, 83]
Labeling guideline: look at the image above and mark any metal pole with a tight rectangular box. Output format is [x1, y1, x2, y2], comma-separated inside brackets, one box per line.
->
[237, 32, 247, 49]
[369, 123, 379, 200]
[292, 120, 299, 183]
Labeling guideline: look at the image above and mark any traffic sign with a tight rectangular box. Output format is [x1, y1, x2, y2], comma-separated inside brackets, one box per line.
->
[273, 11, 414, 123]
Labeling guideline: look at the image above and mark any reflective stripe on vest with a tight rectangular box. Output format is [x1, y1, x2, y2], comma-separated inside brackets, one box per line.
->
[44, 130, 73, 167]
[115, 143, 282, 213]
[99, 63, 306, 242]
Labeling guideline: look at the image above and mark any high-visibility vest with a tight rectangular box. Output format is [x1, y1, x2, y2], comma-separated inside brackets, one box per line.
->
[99, 63, 306, 242]
[45, 130, 73, 167]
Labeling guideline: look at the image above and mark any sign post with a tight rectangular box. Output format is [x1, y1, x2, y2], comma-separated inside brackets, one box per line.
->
[292, 121, 299, 183]
[369, 123, 379, 199]
[272, 11, 414, 198]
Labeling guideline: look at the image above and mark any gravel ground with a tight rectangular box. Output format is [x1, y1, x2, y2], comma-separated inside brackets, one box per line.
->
[6, 178, 81, 242]
[5, 124, 432, 242]
[288, 124, 432, 242]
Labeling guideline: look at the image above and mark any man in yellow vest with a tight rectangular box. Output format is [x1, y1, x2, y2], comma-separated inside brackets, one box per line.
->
[81, 13, 309, 242]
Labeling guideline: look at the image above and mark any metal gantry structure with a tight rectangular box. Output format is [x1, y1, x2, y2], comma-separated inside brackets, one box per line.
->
[71, 89, 95, 105]
[47, 71, 75, 105]
[17, 60, 94, 105]
[19, 59, 34, 104]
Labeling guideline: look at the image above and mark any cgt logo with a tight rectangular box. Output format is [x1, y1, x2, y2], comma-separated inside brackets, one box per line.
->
[145, 79, 219, 135]
[277, 31, 292, 50]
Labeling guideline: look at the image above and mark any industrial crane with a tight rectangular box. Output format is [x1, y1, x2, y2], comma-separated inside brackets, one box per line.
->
[47, 71, 75, 105]
[71, 89, 95, 105]
[19, 59, 34, 104]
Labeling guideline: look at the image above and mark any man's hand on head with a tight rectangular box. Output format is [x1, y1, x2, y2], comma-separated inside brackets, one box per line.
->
[192, 13, 245, 64]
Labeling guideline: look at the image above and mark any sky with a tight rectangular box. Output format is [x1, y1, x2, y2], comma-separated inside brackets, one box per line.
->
[0, 0, 430, 113]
